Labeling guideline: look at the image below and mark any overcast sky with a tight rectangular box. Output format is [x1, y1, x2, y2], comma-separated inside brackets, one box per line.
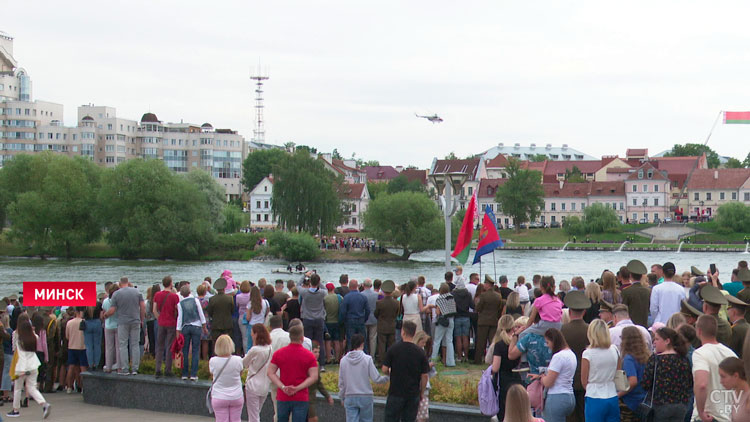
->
[6, 1, 750, 168]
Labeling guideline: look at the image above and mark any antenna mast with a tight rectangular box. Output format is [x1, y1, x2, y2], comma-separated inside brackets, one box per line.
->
[250, 63, 269, 143]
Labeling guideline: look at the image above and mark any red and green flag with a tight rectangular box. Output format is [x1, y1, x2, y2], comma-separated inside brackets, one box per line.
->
[473, 206, 504, 264]
[724, 111, 750, 124]
[451, 193, 477, 264]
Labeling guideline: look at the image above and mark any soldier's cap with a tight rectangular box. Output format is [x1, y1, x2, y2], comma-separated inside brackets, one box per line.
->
[739, 268, 750, 283]
[381, 280, 395, 294]
[214, 277, 227, 290]
[691, 266, 705, 276]
[699, 284, 728, 306]
[0, 302, 6, 312]
[8, 295, 17, 301]
[626, 259, 647, 276]
[680, 299, 703, 318]
[726, 295, 749, 310]
[563, 291, 591, 310]
[599, 300, 615, 313]
[484, 275, 495, 285]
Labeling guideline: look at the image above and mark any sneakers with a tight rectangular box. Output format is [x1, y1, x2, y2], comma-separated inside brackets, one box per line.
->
[65, 387, 73, 394]
[189, 376, 198, 381]
[117, 370, 129, 376]
[181, 376, 188, 380]
[154, 371, 162, 378]
[320, 367, 326, 373]
[130, 370, 138, 376]
[6, 410, 19, 418]
[43, 403, 51, 419]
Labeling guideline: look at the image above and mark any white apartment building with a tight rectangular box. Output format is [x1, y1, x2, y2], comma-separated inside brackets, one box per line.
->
[248, 176, 277, 228]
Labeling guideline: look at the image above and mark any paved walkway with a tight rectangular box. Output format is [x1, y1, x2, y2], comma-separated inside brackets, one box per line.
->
[8, 393, 212, 422]
[639, 224, 703, 241]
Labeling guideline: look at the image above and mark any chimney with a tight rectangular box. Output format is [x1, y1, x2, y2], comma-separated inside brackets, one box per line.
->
[562, 144, 568, 150]
[714, 170, 719, 180]
[498, 142, 504, 147]
[559, 180, 564, 189]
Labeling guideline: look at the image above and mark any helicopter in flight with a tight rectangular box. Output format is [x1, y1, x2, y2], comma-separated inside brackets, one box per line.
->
[415, 113, 443, 123]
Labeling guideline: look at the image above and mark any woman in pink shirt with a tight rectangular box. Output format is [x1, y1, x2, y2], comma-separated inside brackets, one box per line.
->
[525, 276, 563, 336]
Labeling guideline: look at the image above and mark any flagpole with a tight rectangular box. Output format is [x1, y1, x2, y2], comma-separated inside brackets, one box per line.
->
[492, 250, 497, 281]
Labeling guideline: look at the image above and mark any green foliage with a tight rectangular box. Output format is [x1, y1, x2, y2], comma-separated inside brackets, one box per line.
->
[583, 203, 621, 234]
[495, 159, 545, 231]
[221, 205, 246, 234]
[563, 216, 585, 236]
[97, 159, 215, 259]
[715, 202, 750, 233]
[444, 151, 459, 160]
[665, 143, 720, 168]
[529, 154, 548, 162]
[267, 231, 320, 261]
[185, 169, 226, 232]
[241, 148, 287, 193]
[332, 148, 343, 160]
[366, 181, 388, 201]
[744, 152, 750, 168]
[387, 174, 426, 194]
[271, 150, 343, 235]
[564, 166, 586, 183]
[213, 233, 262, 250]
[725, 157, 745, 169]
[363, 191, 442, 258]
[2, 153, 103, 258]
[295, 145, 318, 154]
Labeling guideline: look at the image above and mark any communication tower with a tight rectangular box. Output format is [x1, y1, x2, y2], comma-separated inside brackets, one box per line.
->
[250, 65, 269, 143]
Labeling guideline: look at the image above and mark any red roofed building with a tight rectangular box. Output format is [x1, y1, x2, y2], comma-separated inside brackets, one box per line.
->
[364, 166, 399, 183]
[338, 183, 370, 232]
[485, 154, 511, 178]
[477, 178, 511, 228]
[625, 163, 670, 223]
[686, 169, 750, 219]
[428, 158, 486, 210]
[401, 168, 428, 185]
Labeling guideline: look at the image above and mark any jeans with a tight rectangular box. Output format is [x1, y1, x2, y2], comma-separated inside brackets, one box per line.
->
[13, 370, 45, 410]
[584, 396, 620, 422]
[384, 394, 420, 422]
[453, 316, 471, 337]
[543, 393, 575, 422]
[654, 403, 689, 422]
[155, 325, 176, 374]
[303, 318, 325, 367]
[365, 324, 377, 356]
[277, 400, 309, 422]
[211, 396, 244, 422]
[346, 321, 367, 352]
[181, 325, 201, 377]
[84, 318, 103, 369]
[146, 319, 156, 356]
[345, 396, 374, 422]
[431, 317, 455, 366]
[240, 316, 250, 353]
[104, 327, 120, 371]
[2, 353, 12, 391]
[117, 322, 141, 373]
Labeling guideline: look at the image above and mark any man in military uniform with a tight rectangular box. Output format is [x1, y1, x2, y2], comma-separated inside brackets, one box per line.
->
[737, 268, 750, 323]
[374, 280, 400, 366]
[474, 275, 503, 364]
[599, 300, 615, 328]
[621, 260, 651, 328]
[700, 284, 731, 347]
[561, 291, 591, 422]
[206, 278, 234, 346]
[42, 306, 59, 393]
[680, 299, 703, 326]
[727, 295, 749, 358]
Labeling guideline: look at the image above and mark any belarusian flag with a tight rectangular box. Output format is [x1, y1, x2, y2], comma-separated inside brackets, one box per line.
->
[451, 193, 477, 264]
[724, 111, 750, 124]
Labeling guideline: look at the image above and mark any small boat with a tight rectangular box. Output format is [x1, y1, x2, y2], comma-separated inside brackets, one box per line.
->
[272, 268, 306, 275]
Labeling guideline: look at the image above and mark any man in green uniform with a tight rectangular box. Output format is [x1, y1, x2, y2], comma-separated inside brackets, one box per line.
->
[621, 260, 651, 328]
[700, 284, 731, 347]
[737, 268, 750, 323]
[374, 280, 400, 366]
[561, 291, 591, 422]
[206, 278, 234, 345]
[727, 294, 749, 358]
[599, 300, 615, 328]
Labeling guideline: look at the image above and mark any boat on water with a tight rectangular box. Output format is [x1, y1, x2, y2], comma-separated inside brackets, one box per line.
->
[272, 268, 306, 274]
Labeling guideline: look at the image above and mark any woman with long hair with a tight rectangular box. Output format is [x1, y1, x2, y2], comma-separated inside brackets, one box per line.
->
[641, 327, 692, 422]
[145, 284, 160, 357]
[243, 324, 273, 422]
[581, 319, 620, 422]
[235, 281, 252, 354]
[414, 331, 436, 422]
[719, 357, 750, 421]
[7, 314, 50, 419]
[263, 285, 282, 316]
[245, 286, 269, 351]
[102, 284, 120, 373]
[503, 292, 523, 318]
[196, 284, 212, 360]
[533, 328, 576, 422]
[600, 271, 621, 304]
[502, 384, 544, 422]
[491, 314, 522, 420]
[584, 282, 602, 323]
[401, 280, 424, 333]
[617, 326, 650, 421]
[83, 297, 103, 369]
[525, 276, 563, 335]
[1, 310, 12, 404]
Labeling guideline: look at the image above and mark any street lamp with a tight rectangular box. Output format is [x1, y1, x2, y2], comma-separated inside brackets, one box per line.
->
[429, 171, 469, 273]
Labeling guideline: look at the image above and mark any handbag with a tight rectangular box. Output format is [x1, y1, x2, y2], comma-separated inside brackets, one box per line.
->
[395, 297, 404, 330]
[206, 356, 232, 414]
[9, 350, 18, 381]
[636, 355, 658, 420]
[614, 349, 629, 392]
[437, 315, 450, 327]
[527, 378, 544, 411]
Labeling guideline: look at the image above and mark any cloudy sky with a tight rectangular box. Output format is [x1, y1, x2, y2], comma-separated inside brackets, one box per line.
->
[5, 1, 750, 168]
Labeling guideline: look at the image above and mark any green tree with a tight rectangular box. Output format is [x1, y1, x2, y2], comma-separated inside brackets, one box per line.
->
[387, 174, 426, 194]
[725, 157, 745, 168]
[241, 148, 287, 193]
[495, 159, 545, 232]
[295, 145, 318, 154]
[4, 154, 103, 258]
[98, 159, 215, 259]
[367, 181, 388, 201]
[185, 169, 226, 232]
[221, 204, 246, 234]
[529, 154, 548, 162]
[363, 191, 442, 258]
[0, 154, 40, 230]
[272, 150, 343, 234]
[715, 202, 750, 233]
[332, 149, 343, 160]
[582, 203, 621, 233]
[563, 216, 585, 236]
[744, 152, 750, 168]
[665, 143, 721, 168]
[268, 231, 320, 261]
[444, 152, 459, 160]
[564, 166, 587, 183]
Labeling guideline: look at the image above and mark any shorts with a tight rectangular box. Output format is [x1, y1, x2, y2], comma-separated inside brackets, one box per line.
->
[326, 323, 341, 341]
[67, 349, 89, 367]
[453, 316, 471, 337]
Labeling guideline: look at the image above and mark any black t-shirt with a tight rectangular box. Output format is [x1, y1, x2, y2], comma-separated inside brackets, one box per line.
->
[493, 340, 519, 373]
[335, 286, 350, 297]
[498, 287, 513, 299]
[285, 299, 301, 321]
[267, 298, 281, 316]
[383, 341, 429, 398]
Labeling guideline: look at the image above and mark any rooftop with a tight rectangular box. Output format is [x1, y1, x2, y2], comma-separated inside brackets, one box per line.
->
[687, 168, 750, 190]
[481, 143, 596, 161]
[364, 165, 400, 181]
[431, 158, 480, 180]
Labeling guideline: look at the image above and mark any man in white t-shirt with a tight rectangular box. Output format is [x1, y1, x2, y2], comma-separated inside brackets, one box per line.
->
[693, 314, 737, 422]
[649, 262, 685, 324]
[609, 304, 652, 351]
[466, 273, 479, 299]
[425, 288, 439, 336]
[268, 315, 290, 422]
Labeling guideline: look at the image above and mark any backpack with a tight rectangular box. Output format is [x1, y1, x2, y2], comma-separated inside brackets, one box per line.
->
[478, 365, 500, 416]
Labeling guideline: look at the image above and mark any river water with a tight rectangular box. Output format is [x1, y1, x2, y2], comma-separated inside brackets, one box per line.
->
[2, 249, 749, 297]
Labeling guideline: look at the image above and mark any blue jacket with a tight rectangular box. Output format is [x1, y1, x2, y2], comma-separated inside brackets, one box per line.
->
[340, 291, 370, 324]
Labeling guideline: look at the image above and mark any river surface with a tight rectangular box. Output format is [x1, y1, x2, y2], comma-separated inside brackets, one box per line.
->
[1, 249, 748, 297]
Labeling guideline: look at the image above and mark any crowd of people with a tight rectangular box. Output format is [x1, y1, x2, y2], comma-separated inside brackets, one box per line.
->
[4, 259, 750, 422]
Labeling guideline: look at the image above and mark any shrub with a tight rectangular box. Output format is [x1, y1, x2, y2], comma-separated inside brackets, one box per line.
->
[716, 202, 750, 233]
[267, 231, 320, 262]
[563, 216, 584, 236]
[583, 203, 621, 234]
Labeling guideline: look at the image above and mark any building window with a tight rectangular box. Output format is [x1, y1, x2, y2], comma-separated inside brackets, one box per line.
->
[256, 214, 261, 222]
[632, 185, 637, 192]
[264, 201, 269, 209]
[352, 217, 357, 225]
[694, 192, 699, 201]
[720, 192, 725, 200]
[468, 187, 473, 195]
[561, 203, 566, 211]
[571, 202, 576, 211]
[351, 204, 357, 213]
[264, 214, 269, 222]
[644, 213, 648, 220]
[654, 185, 659, 192]
[732, 192, 737, 200]
[654, 198, 659, 206]
[706, 192, 712, 201]
[654, 213, 659, 221]
[620, 202, 624, 210]
[743, 192, 749, 201]
[643, 184, 648, 192]
[551, 203, 556, 211]
[551, 216, 556, 222]
[632, 198, 637, 206]
[632, 213, 637, 221]
[581, 203, 586, 210]
[256, 201, 261, 209]
[264, 186, 268, 192]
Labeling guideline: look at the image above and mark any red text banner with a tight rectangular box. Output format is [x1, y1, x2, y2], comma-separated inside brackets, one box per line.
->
[23, 281, 97, 306]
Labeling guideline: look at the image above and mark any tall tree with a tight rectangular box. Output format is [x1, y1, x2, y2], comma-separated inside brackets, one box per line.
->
[725, 157, 744, 168]
[564, 166, 586, 183]
[664, 143, 720, 168]
[363, 191, 442, 258]
[387, 174, 426, 194]
[332, 148, 343, 160]
[0, 154, 40, 230]
[185, 169, 227, 232]
[744, 152, 750, 168]
[495, 158, 545, 232]
[366, 181, 388, 201]
[241, 148, 287, 193]
[271, 150, 343, 234]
